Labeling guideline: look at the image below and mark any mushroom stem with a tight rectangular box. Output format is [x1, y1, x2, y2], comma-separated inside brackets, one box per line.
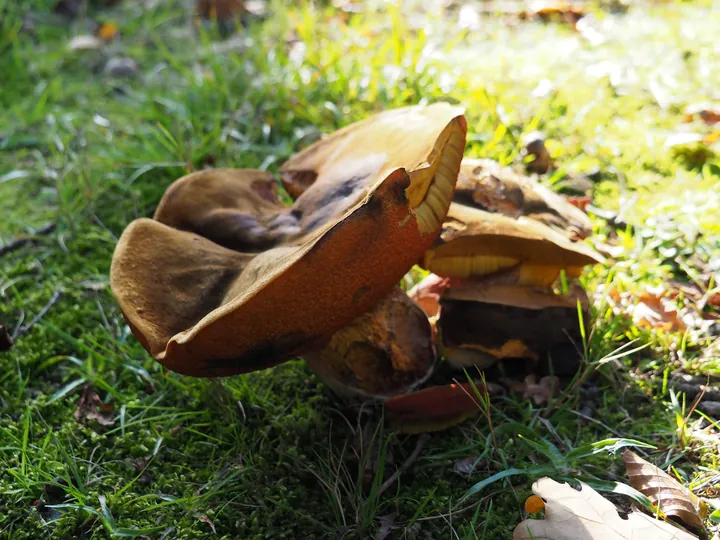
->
[303, 287, 436, 400]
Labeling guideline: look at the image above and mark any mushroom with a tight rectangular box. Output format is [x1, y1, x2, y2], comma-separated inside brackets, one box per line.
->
[407, 161, 602, 374]
[437, 280, 590, 370]
[273, 130, 600, 397]
[422, 202, 603, 286]
[302, 286, 436, 399]
[455, 158, 593, 239]
[110, 103, 467, 377]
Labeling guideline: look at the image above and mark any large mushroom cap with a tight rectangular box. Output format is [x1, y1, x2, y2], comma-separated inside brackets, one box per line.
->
[455, 158, 593, 239]
[422, 203, 603, 285]
[303, 286, 436, 400]
[111, 104, 466, 377]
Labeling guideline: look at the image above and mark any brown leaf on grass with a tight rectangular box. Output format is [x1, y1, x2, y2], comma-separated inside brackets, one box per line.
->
[74, 385, 115, 427]
[514, 478, 698, 540]
[606, 285, 705, 333]
[509, 375, 560, 406]
[384, 381, 504, 434]
[517, 2, 586, 27]
[684, 103, 720, 125]
[623, 450, 707, 534]
[0, 324, 13, 351]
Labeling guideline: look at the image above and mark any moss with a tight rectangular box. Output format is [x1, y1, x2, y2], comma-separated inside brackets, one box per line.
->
[1, 1, 718, 538]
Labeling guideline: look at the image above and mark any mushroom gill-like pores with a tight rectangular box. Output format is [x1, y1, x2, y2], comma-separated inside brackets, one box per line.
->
[422, 203, 603, 286]
[110, 104, 467, 377]
[302, 286, 436, 399]
[454, 158, 593, 240]
[438, 281, 590, 370]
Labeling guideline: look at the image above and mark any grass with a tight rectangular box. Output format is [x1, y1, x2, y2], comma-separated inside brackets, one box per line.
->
[1, 0, 719, 538]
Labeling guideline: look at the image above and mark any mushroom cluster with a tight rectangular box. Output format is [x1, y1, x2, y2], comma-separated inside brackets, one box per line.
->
[111, 103, 467, 377]
[408, 159, 603, 375]
[111, 103, 602, 432]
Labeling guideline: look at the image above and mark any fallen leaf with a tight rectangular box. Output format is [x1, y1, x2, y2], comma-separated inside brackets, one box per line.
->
[605, 285, 709, 334]
[509, 375, 560, 406]
[518, 2, 586, 27]
[514, 478, 698, 539]
[684, 103, 720, 125]
[74, 385, 115, 426]
[384, 381, 503, 434]
[0, 324, 13, 351]
[623, 450, 708, 534]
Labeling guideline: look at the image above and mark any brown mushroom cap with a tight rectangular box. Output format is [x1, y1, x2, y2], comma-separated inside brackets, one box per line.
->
[455, 158, 593, 239]
[110, 104, 467, 377]
[438, 282, 589, 369]
[422, 203, 603, 285]
[303, 286, 436, 399]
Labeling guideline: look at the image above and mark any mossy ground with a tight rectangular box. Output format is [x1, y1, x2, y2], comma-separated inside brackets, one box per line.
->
[1, 1, 719, 538]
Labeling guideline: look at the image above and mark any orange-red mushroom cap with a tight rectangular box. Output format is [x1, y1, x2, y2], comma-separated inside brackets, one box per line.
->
[110, 104, 467, 377]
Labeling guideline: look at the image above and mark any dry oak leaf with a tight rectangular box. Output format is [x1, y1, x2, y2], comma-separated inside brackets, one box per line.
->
[514, 477, 698, 539]
[74, 385, 115, 427]
[509, 375, 560, 406]
[623, 450, 707, 534]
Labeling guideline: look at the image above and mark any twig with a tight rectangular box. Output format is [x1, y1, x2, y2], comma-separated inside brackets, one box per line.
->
[377, 434, 430, 498]
[0, 223, 56, 257]
[13, 290, 62, 339]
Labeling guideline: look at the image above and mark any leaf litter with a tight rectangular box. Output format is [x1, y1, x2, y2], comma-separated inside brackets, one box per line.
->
[623, 450, 709, 536]
[514, 478, 698, 540]
[74, 385, 115, 427]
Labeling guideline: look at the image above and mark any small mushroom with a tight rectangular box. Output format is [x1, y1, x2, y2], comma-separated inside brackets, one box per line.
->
[455, 158, 593, 239]
[110, 104, 467, 377]
[522, 131, 552, 174]
[422, 203, 603, 286]
[303, 286, 436, 399]
[437, 280, 589, 370]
